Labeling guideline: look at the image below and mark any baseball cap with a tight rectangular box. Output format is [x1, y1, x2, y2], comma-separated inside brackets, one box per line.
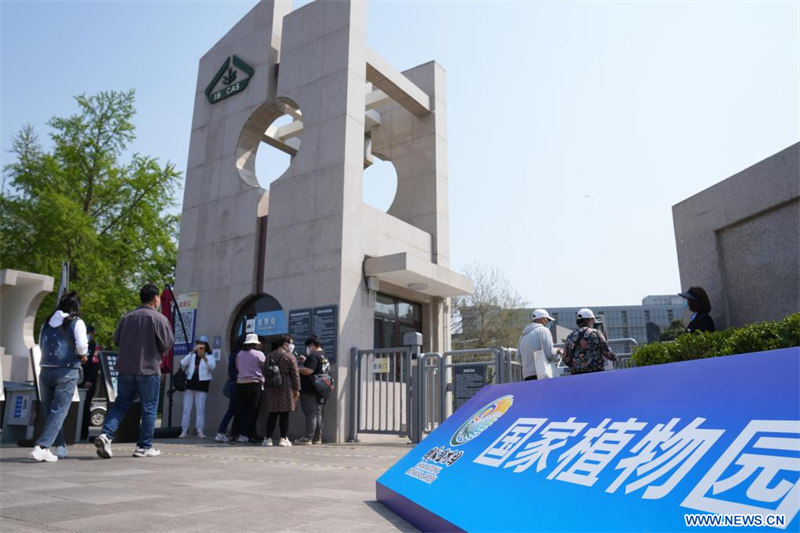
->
[531, 309, 555, 322]
[577, 308, 596, 320]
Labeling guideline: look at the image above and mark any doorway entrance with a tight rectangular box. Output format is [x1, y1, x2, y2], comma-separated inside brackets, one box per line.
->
[229, 294, 288, 354]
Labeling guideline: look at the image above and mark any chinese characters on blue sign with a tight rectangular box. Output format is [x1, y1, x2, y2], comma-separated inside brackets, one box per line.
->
[377, 347, 800, 532]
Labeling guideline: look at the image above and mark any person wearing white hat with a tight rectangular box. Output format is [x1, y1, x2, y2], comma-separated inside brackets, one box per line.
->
[562, 308, 616, 375]
[518, 309, 561, 380]
[229, 333, 266, 444]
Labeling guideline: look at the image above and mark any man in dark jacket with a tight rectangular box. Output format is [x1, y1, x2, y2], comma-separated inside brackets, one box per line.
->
[95, 283, 173, 459]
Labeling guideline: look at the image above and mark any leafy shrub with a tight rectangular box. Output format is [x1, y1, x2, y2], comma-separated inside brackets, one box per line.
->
[632, 313, 800, 367]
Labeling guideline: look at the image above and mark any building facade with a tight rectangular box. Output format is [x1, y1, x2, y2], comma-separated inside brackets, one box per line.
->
[535, 295, 688, 345]
[174, 0, 471, 443]
[672, 143, 799, 330]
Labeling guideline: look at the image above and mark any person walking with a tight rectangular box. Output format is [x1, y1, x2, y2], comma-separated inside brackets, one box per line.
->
[517, 309, 561, 381]
[179, 336, 216, 439]
[94, 283, 174, 459]
[294, 336, 326, 445]
[229, 333, 266, 445]
[29, 292, 89, 462]
[679, 287, 715, 333]
[262, 334, 300, 447]
[562, 308, 616, 375]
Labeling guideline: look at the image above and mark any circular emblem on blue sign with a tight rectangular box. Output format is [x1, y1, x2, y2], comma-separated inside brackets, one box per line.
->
[450, 395, 514, 447]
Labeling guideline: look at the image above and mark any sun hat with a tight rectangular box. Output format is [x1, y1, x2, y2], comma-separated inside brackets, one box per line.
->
[244, 333, 260, 345]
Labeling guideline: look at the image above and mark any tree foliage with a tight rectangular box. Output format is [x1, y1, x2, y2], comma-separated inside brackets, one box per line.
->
[451, 263, 526, 350]
[659, 319, 686, 342]
[1, 90, 180, 345]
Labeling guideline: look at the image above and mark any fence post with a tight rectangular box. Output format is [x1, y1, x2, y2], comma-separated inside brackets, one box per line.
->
[403, 332, 423, 443]
[349, 347, 359, 443]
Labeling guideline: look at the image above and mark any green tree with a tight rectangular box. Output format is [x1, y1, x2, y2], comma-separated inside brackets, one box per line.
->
[1, 90, 180, 345]
[451, 262, 526, 350]
[660, 319, 686, 342]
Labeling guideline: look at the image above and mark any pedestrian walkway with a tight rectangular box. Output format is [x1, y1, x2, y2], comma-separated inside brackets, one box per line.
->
[0, 439, 417, 532]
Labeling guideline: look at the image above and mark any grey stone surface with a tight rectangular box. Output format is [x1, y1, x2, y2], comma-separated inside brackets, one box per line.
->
[672, 142, 799, 329]
[175, 0, 473, 446]
[0, 440, 416, 532]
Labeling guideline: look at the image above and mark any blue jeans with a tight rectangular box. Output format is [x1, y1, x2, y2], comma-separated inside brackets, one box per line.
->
[101, 373, 160, 449]
[37, 367, 80, 448]
[216, 393, 238, 434]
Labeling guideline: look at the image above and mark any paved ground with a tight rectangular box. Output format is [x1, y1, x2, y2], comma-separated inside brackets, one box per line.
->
[0, 438, 418, 533]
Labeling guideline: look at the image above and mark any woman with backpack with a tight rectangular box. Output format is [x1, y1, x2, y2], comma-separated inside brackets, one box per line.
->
[262, 334, 300, 447]
[178, 336, 216, 439]
[29, 291, 89, 462]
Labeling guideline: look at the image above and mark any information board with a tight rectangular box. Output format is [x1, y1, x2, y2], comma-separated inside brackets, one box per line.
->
[453, 364, 486, 410]
[288, 308, 313, 356]
[173, 308, 196, 356]
[173, 292, 198, 356]
[98, 351, 119, 402]
[377, 347, 800, 532]
[312, 305, 338, 363]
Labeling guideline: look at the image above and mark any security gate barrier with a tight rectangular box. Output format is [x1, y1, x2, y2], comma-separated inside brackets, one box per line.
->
[351, 339, 637, 443]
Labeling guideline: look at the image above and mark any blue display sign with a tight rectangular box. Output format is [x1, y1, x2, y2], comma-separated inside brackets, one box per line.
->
[254, 310, 287, 336]
[377, 348, 800, 532]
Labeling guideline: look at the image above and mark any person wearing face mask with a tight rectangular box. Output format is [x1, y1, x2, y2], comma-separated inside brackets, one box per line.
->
[178, 336, 216, 439]
[262, 334, 301, 447]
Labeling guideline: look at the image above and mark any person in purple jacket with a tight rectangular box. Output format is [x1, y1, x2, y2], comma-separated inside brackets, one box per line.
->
[229, 333, 266, 444]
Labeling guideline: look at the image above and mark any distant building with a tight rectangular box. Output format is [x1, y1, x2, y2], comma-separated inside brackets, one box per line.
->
[526, 295, 688, 346]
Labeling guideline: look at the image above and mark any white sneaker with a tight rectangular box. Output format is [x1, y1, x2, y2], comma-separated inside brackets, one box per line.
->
[54, 445, 67, 459]
[94, 433, 113, 459]
[237, 435, 249, 443]
[214, 433, 229, 443]
[132, 447, 161, 458]
[262, 438, 273, 447]
[29, 445, 58, 463]
[278, 438, 292, 447]
[197, 430, 206, 439]
[178, 431, 188, 439]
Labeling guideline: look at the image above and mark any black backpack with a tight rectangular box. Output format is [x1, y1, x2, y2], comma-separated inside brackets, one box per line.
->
[312, 354, 334, 400]
[263, 353, 282, 388]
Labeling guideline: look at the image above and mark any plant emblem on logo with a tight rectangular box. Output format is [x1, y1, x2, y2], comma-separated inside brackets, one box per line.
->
[450, 395, 514, 447]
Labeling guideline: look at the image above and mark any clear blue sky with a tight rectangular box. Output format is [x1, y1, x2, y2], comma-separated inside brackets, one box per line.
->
[2, 1, 798, 307]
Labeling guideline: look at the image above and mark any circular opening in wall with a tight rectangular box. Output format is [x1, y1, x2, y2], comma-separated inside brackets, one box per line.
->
[363, 155, 398, 212]
[254, 113, 301, 190]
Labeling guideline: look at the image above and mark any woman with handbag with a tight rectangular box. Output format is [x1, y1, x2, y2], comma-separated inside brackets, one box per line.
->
[179, 336, 216, 439]
[262, 334, 301, 447]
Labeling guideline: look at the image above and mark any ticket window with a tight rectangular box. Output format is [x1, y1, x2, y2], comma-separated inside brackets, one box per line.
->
[229, 294, 287, 355]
